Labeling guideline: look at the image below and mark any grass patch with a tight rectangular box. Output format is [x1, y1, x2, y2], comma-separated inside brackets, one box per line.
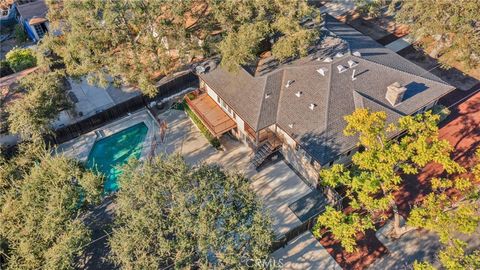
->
[183, 100, 221, 149]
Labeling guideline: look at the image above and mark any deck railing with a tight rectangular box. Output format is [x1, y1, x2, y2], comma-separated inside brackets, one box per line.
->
[184, 93, 235, 136]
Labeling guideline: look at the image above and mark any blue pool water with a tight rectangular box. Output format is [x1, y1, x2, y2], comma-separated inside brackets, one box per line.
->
[86, 122, 148, 193]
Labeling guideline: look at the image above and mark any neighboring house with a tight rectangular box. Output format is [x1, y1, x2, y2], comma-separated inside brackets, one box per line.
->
[191, 15, 455, 187]
[15, 0, 49, 42]
[0, 0, 17, 27]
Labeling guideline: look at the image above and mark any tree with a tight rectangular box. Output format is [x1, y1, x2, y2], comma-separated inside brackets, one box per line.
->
[45, 0, 320, 96]
[6, 70, 72, 141]
[109, 156, 273, 269]
[0, 142, 103, 269]
[410, 149, 480, 270]
[314, 108, 464, 252]
[392, 0, 480, 68]
[5, 47, 37, 72]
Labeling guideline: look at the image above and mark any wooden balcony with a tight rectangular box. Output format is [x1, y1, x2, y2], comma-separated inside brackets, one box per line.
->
[245, 124, 282, 149]
[185, 92, 236, 137]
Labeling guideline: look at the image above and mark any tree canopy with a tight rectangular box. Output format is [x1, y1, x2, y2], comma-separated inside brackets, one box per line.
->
[314, 108, 464, 252]
[6, 70, 72, 141]
[409, 149, 480, 270]
[45, 0, 320, 96]
[0, 142, 103, 269]
[108, 156, 273, 269]
[392, 0, 480, 68]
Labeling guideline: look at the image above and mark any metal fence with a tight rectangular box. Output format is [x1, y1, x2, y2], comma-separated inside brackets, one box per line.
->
[53, 71, 198, 144]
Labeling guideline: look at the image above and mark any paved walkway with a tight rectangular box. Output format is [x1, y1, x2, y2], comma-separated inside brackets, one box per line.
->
[272, 232, 342, 270]
[369, 220, 441, 270]
[320, 0, 356, 18]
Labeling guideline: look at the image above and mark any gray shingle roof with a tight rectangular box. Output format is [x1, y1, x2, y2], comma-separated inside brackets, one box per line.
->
[199, 15, 455, 165]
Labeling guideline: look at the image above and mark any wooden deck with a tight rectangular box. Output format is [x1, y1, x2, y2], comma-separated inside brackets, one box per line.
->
[185, 93, 236, 137]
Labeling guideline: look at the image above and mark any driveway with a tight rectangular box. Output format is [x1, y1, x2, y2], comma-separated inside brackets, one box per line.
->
[251, 160, 312, 236]
[272, 232, 342, 270]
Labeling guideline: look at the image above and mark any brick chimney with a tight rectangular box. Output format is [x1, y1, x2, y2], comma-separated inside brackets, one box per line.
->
[386, 82, 407, 106]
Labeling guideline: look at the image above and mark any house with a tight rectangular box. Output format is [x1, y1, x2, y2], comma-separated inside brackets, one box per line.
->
[189, 15, 455, 187]
[15, 0, 49, 42]
[0, 0, 17, 27]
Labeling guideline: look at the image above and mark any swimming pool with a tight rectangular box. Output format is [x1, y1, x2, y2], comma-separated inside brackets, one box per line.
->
[86, 122, 148, 193]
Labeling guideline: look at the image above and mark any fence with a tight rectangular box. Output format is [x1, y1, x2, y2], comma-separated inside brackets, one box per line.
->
[270, 214, 318, 252]
[53, 72, 198, 144]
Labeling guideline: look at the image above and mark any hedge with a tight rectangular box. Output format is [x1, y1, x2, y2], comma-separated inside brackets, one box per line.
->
[183, 100, 221, 149]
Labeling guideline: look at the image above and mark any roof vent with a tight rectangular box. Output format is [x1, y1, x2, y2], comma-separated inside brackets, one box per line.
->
[385, 82, 407, 106]
[316, 68, 327, 76]
[337, 65, 347, 73]
[265, 92, 271, 99]
[323, 57, 333, 62]
[347, 60, 358, 68]
[288, 123, 294, 129]
[309, 103, 317, 110]
[352, 51, 362, 57]
[295, 91, 302, 97]
[286, 80, 294, 88]
[335, 52, 344, 58]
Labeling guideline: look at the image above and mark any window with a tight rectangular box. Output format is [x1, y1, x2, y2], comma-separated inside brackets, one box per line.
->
[346, 150, 352, 156]
[217, 96, 221, 104]
[233, 112, 236, 119]
[1, 10, 8, 16]
[328, 160, 334, 167]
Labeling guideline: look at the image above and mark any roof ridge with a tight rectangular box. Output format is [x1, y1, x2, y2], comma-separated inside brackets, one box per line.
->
[255, 76, 270, 131]
[275, 69, 287, 127]
[354, 55, 452, 88]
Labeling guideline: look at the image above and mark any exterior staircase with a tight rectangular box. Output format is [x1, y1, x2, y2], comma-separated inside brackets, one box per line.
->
[251, 141, 278, 168]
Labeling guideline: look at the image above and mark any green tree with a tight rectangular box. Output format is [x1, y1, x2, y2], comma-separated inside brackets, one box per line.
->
[6, 70, 72, 141]
[314, 108, 464, 252]
[392, 0, 480, 68]
[109, 156, 273, 269]
[0, 142, 103, 269]
[5, 47, 37, 72]
[410, 149, 480, 270]
[45, 0, 320, 96]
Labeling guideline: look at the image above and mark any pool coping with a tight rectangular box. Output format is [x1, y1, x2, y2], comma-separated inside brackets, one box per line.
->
[56, 108, 160, 163]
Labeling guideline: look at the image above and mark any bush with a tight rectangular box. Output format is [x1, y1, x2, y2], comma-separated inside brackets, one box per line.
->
[14, 24, 28, 43]
[432, 104, 451, 122]
[0, 60, 14, 77]
[5, 47, 37, 72]
[184, 100, 221, 149]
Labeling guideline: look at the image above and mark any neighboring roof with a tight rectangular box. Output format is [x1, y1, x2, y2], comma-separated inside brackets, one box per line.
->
[29, 17, 47, 25]
[16, 0, 48, 23]
[199, 15, 455, 165]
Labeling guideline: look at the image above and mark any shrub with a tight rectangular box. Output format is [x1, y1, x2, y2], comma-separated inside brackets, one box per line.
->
[5, 47, 37, 72]
[431, 104, 451, 122]
[0, 60, 14, 77]
[14, 24, 28, 43]
[184, 100, 221, 149]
